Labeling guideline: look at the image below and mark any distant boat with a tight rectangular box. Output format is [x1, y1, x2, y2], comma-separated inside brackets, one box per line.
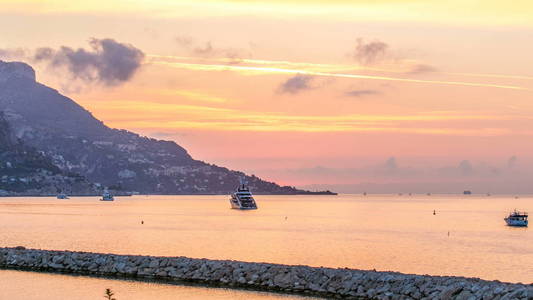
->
[229, 178, 257, 210]
[504, 210, 528, 227]
[100, 190, 114, 201]
[56, 193, 69, 199]
[463, 190, 472, 195]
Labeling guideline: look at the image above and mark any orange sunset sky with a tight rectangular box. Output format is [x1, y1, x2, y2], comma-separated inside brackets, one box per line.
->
[1, 0, 533, 192]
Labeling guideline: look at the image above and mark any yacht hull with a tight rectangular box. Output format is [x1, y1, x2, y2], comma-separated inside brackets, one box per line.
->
[505, 218, 528, 227]
[231, 206, 257, 210]
[230, 195, 257, 210]
[230, 199, 257, 210]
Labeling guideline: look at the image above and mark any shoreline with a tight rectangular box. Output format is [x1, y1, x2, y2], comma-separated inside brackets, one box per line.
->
[1, 247, 530, 299]
[0, 191, 337, 197]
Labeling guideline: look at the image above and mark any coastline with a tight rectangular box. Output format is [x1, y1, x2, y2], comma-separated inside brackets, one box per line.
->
[1, 247, 530, 299]
[0, 191, 337, 197]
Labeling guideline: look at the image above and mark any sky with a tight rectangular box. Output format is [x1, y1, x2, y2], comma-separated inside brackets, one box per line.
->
[1, 0, 533, 193]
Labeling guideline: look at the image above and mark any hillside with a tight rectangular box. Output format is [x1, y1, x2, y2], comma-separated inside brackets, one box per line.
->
[0, 112, 98, 195]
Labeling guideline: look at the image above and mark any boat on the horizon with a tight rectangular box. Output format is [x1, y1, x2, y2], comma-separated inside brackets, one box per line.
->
[230, 178, 257, 210]
[504, 210, 528, 227]
[56, 193, 69, 199]
[100, 190, 114, 201]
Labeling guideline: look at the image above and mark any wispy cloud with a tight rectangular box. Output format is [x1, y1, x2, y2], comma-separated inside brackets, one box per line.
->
[175, 35, 194, 47]
[408, 64, 438, 74]
[155, 89, 230, 103]
[278, 75, 314, 94]
[351, 37, 442, 77]
[345, 89, 380, 97]
[90, 100, 533, 134]
[353, 38, 389, 65]
[174, 36, 250, 63]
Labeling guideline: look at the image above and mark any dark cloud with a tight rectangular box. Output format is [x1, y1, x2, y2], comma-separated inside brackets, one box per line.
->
[345, 89, 380, 98]
[353, 38, 388, 65]
[31, 38, 145, 87]
[0, 39, 144, 90]
[278, 75, 314, 94]
[408, 64, 438, 74]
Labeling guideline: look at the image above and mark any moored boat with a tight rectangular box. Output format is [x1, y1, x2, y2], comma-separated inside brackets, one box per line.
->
[504, 210, 528, 227]
[100, 190, 114, 201]
[229, 178, 257, 210]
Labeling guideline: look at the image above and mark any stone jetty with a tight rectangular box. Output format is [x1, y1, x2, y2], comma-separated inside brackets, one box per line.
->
[0, 247, 531, 299]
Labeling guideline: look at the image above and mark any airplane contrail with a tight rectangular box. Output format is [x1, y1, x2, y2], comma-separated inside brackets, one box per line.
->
[149, 54, 533, 83]
[152, 60, 529, 91]
[443, 72, 533, 81]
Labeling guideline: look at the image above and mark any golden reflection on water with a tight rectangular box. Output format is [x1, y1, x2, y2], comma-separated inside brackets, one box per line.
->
[0, 194, 531, 283]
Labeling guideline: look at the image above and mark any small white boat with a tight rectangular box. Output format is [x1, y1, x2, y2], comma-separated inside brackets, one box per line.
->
[56, 193, 69, 199]
[230, 178, 257, 210]
[100, 190, 114, 201]
[504, 210, 528, 227]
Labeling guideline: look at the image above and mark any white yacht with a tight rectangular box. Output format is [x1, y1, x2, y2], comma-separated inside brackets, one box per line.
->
[504, 210, 528, 227]
[100, 190, 114, 201]
[230, 179, 257, 210]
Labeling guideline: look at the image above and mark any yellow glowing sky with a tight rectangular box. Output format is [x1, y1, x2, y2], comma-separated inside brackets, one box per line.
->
[3, 0, 533, 26]
[1, 0, 533, 187]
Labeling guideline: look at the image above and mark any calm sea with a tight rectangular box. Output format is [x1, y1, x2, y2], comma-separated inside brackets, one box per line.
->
[0, 194, 531, 298]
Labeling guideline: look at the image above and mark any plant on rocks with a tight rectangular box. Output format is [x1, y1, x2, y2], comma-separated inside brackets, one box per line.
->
[104, 288, 116, 300]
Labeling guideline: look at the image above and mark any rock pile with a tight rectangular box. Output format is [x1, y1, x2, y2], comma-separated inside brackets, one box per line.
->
[0, 247, 531, 299]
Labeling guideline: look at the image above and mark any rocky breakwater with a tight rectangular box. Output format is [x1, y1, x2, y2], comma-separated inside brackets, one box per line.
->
[0, 247, 531, 299]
